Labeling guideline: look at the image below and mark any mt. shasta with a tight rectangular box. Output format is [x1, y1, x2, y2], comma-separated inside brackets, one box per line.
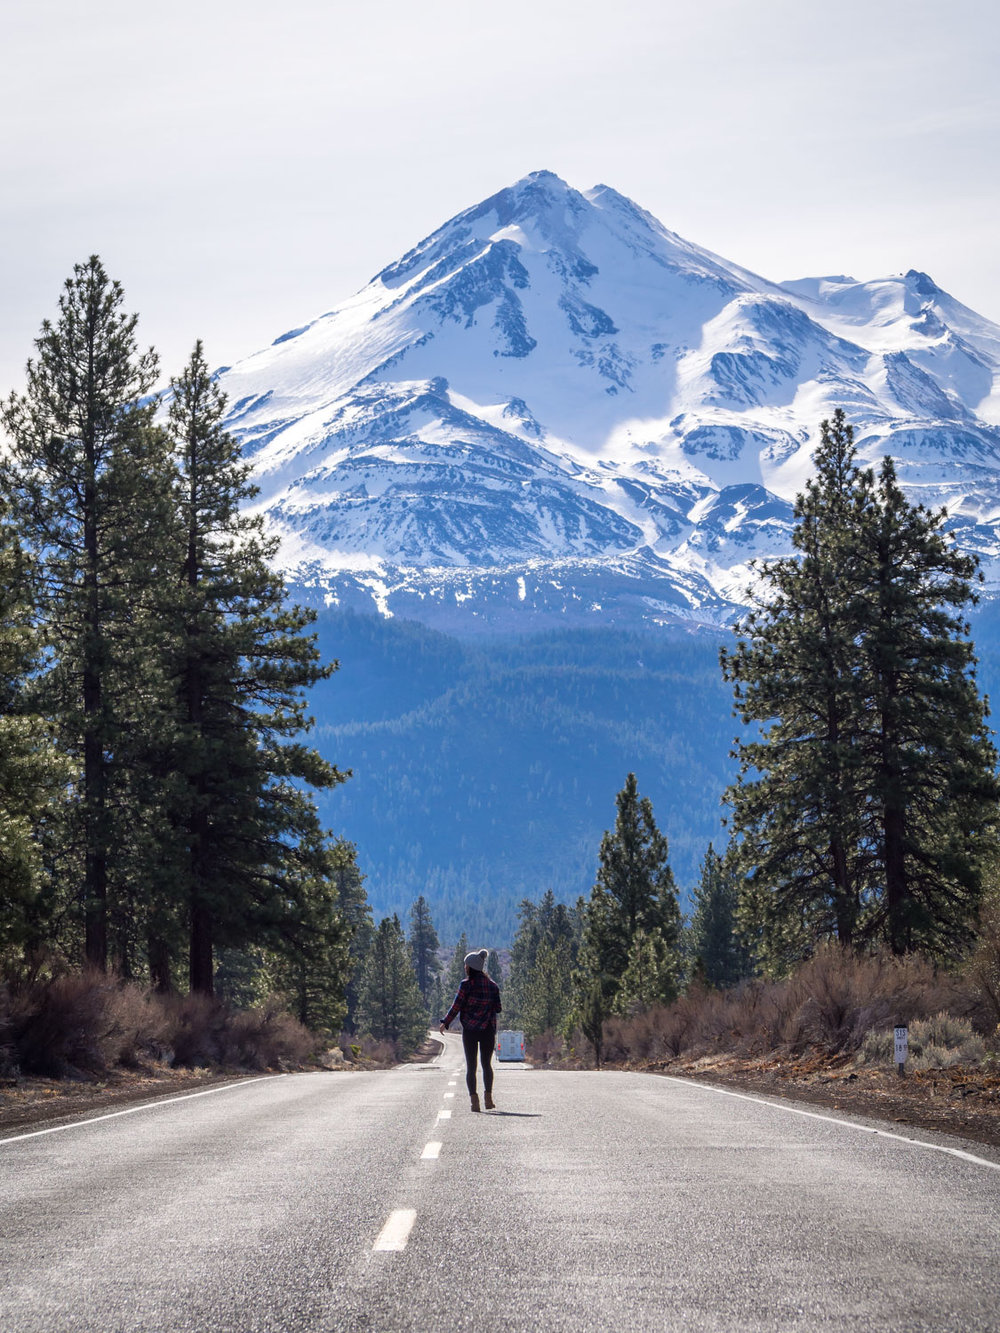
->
[220, 170, 1000, 630]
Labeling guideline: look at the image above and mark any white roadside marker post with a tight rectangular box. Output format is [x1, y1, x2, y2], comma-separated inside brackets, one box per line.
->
[894, 1023, 908, 1078]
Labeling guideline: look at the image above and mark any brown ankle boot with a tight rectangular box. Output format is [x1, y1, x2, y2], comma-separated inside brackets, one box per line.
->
[470, 1093, 481, 1112]
[484, 1091, 495, 1110]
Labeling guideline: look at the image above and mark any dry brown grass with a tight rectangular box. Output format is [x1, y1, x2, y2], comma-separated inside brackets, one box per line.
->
[0, 970, 316, 1079]
[531, 945, 987, 1070]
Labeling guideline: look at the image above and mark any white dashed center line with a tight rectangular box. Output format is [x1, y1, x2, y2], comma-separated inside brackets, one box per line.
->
[373, 1209, 417, 1252]
[437, 1109, 452, 1120]
[421, 1141, 442, 1160]
[443, 1092, 454, 1099]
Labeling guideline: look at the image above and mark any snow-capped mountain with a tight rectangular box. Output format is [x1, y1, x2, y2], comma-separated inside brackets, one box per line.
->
[219, 170, 1000, 630]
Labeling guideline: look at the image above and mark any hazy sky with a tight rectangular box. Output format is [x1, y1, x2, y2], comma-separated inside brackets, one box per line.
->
[3, 0, 998, 392]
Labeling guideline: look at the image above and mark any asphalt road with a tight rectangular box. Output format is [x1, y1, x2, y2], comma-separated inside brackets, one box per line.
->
[2, 1030, 999, 1332]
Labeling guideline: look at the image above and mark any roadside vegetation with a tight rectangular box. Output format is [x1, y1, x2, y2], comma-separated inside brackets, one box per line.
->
[0, 259, 438, 1087]
[505, 414, 1000, 1087]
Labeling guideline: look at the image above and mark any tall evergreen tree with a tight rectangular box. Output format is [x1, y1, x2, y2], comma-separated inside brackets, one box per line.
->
[1, 256, 173, 970]
[576, 773, 682, 1015]
[851, 456, 998, 955]
[721, 411, 870, 961]
[357, 914, 427, 1050]
[687, 844, 752, 989]
[162, 341, 347, 993]
[335, 841, 373, 1035]
[506, 890, 580, 1031]
[0, 500, 67, 952]
[486, 949, 503, 986]
[444, 932, 469, 999]
[269, 838, 357, 1032]
[407, 895, 440, 1004]
[723, 411, 998, 967]
[522, 939, 574, 1037]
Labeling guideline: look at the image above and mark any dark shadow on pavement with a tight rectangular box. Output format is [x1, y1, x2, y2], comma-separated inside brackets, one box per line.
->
[485, 1111, 542, 1118]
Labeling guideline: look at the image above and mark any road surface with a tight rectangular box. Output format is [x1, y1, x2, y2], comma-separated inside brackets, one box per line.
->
[2, 1030, 998, 1331]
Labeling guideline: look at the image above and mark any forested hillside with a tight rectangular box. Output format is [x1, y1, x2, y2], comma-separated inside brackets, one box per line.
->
[306, 606, 1000, 946]
[308, 612, 736, 941]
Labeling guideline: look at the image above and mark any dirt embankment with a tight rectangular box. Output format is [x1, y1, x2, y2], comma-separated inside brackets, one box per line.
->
[648, 1052, 1000, 1149]
[0, 1037, 446, 1136]
[0, 1066, 264, 1135]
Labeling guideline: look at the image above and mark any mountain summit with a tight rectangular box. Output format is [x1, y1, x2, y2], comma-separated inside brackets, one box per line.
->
[220, 171, 1000, 630]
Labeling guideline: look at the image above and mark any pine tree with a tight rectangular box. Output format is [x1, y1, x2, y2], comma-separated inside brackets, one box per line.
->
[335, 842, 373, 1035]
[486, 949, 503, 986]
[687, 844, 752, 989]
[407, 895, 440, 1004]
[269, 838, 356, 1032]
[507, 889, 581, 1033]
[0, 500, 67, 952]
[723, 411, 998, 967]
[578, 979, 606, 1070]
[1, 257, 174, 971]
[357, 914, 428, 1051]
[161, 341, 348, 993]
[576, 774, 682, 1014]
[851, 456, 998, 955]
[613, 929, 682, 1016]
[444, 933, 469, 1001]
[522, 939, 574, 1037]
[721, 411, 871, 962]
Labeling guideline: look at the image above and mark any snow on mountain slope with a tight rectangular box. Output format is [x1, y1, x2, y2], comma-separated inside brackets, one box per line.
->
[218, 170, 1000, 630]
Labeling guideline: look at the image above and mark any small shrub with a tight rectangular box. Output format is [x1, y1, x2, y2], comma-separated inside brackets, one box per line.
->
[525, 1029, 563, 1065]
[0, 966, 319, 1079]
[857, 1013, 986, 1070]
[9, 971, 120, 1077]
[220, 1004, 315, 1070]
[355, 1034, 397, 1065]
[858, 1030, 894, 1065]
[164, 993, 225, 1068]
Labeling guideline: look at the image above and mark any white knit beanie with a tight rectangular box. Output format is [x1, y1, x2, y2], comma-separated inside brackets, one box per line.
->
[465, 948, 489, 971]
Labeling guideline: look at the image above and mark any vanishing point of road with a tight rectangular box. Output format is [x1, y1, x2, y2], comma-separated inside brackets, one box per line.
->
[2, 1030, 998, 1332]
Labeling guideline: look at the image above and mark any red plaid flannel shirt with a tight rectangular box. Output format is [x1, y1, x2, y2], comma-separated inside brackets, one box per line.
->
[443, 972, 502, 1032]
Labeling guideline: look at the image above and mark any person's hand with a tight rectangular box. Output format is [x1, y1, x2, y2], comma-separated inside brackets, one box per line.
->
[439, 1023, 447, 1034]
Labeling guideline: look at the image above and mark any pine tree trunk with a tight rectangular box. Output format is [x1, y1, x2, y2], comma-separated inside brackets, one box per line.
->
[190, 901, 214, 994]
[148, 935, 174, 993]
[884, 803, 907, 956]
[831, 836, 853, 947]
[82, 412, 107, 971]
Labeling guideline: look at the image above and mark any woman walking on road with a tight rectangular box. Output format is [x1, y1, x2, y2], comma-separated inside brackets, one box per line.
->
[440, 949, 502, 1112]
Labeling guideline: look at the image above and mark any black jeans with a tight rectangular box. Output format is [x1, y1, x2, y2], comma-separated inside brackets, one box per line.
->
[462, 1027, 495, 1098]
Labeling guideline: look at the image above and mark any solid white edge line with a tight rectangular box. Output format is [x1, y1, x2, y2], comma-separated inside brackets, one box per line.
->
[0, 1074, 285, 1145]
[421, 1141, 442, 1160]
[660, 1075, 1000, 1173]
[373, 1208, 417, 1251]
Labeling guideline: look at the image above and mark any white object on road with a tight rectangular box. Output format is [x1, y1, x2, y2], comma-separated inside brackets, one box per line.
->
[373, 1209, 417, 1252]
[497, 1029, 525, 1062]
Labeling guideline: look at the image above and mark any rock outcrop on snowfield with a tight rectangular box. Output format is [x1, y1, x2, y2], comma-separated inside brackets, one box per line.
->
[219, 171, 1000, 630]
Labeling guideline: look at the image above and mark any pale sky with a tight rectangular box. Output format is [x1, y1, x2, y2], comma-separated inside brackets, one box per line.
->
[2, 0, 998, 393]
